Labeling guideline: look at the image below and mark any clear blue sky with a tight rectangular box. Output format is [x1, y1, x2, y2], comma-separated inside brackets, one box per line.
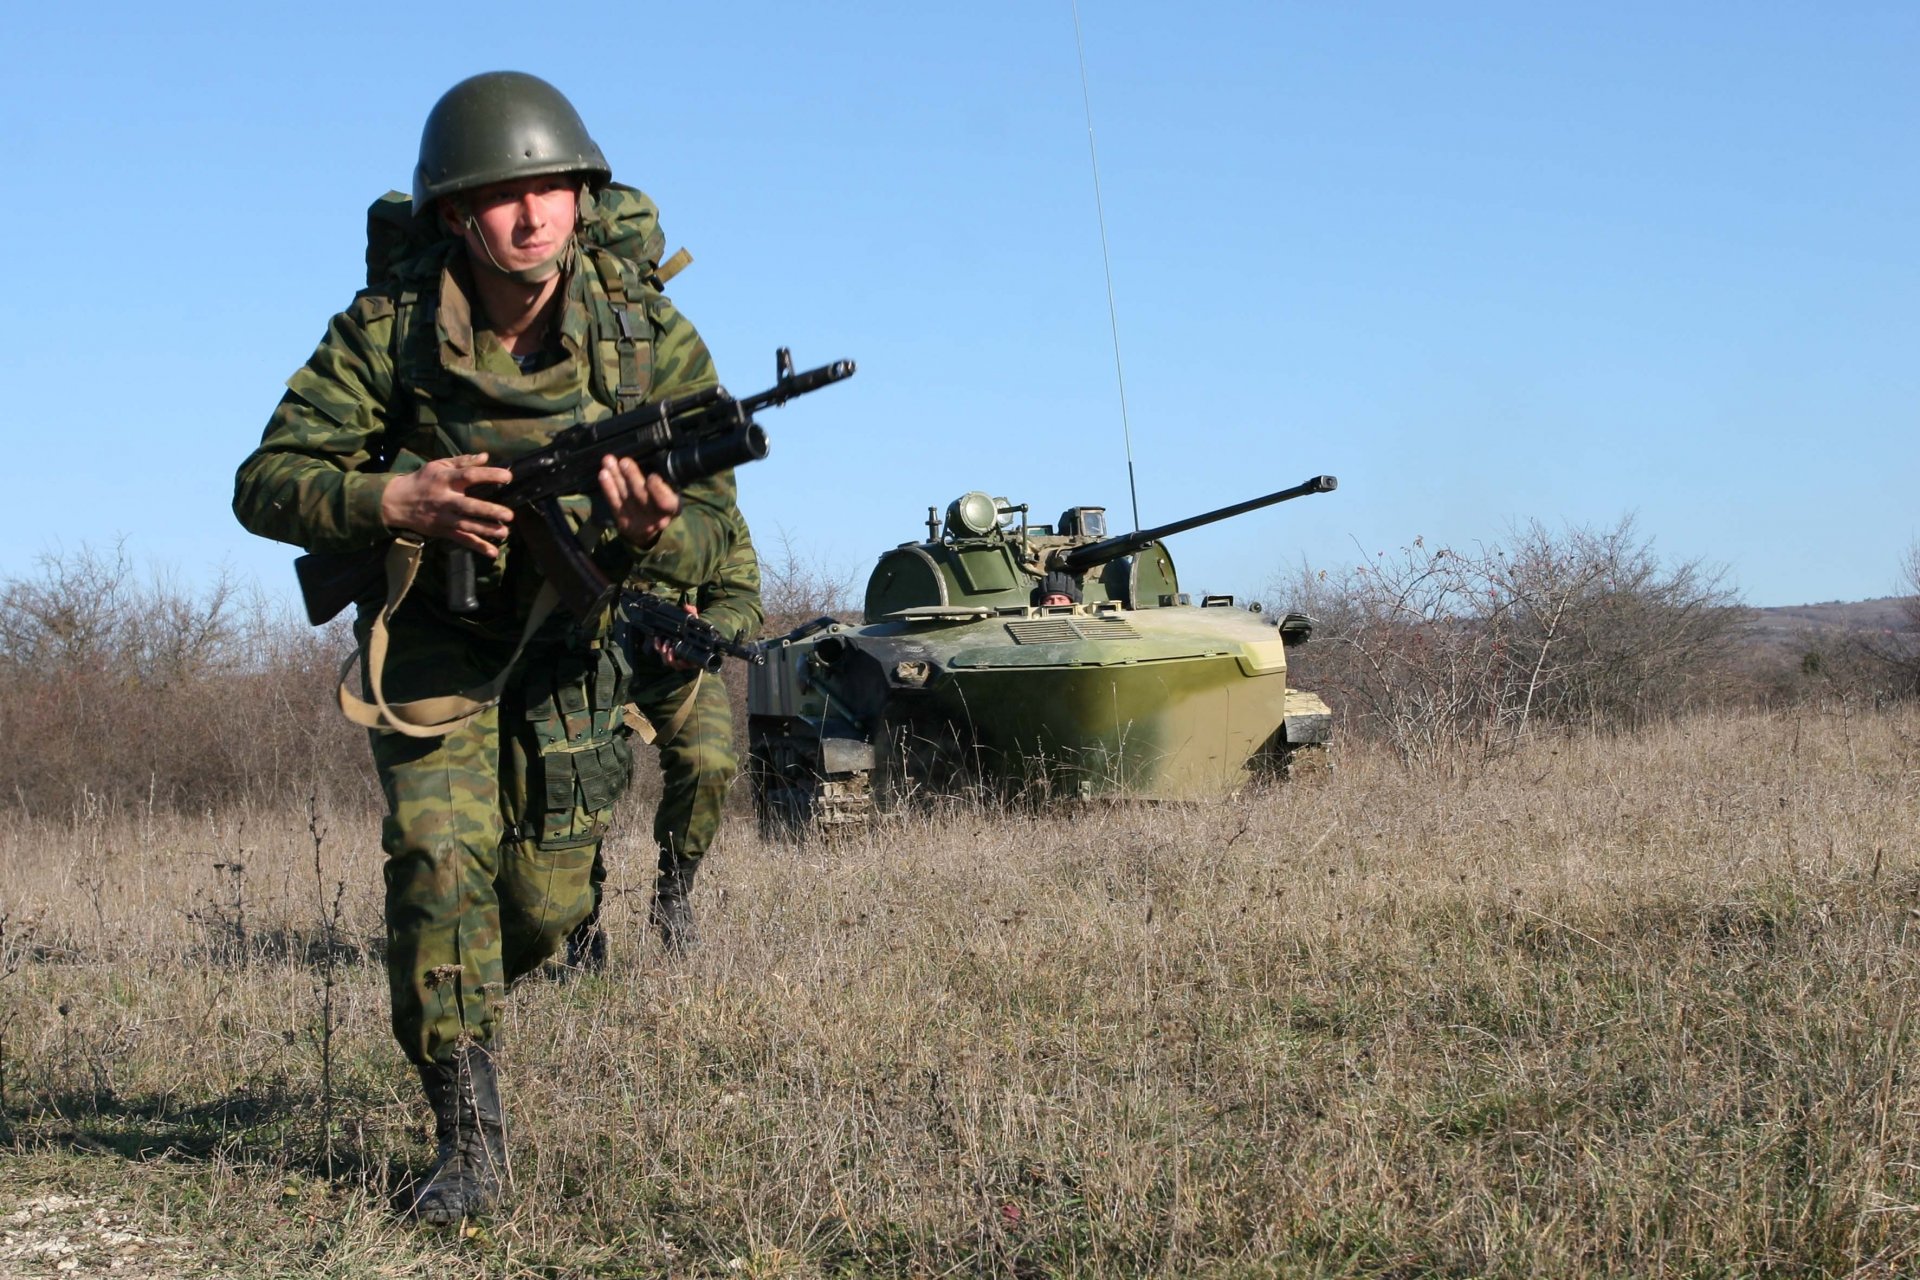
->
[2, 1, 1913, 608]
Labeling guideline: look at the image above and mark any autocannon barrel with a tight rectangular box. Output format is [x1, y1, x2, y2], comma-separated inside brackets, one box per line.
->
[1059, 474, 1338, 573]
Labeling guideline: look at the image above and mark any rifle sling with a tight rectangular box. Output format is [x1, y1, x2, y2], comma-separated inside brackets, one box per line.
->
[335, 535, 559, 738]
[619, 668, 702, 748]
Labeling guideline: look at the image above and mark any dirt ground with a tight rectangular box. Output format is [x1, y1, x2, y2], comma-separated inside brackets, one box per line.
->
[0, 1190, 199, 1278]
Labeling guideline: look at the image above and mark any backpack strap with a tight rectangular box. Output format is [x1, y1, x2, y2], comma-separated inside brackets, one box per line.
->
[585, 246, 653, 413]
[391, 280, 453, 439]
[365, 194, 454, 445]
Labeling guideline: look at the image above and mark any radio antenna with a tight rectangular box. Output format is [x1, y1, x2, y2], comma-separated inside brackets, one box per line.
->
[1070, 0, 1142, 532]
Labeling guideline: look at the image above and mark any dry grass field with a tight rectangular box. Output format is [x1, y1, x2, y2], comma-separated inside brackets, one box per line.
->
[3, 704, 1919, 1277]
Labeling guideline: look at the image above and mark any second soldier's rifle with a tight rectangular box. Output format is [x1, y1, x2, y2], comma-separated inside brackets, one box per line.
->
[294, 348, 855, 626]
[623, 591, 763, 672]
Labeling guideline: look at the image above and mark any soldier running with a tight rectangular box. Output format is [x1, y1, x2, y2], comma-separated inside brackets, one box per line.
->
[233, 71, 756, 1224]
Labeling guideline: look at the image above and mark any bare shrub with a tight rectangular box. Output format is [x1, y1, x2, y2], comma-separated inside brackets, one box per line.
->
[1762, 632, 1913, 709]
[1272, 517, 1743, 763]
[1769, 547, 1920, 707]
[1893, 543, 1920, 696]
[757, 530, 859, 634]
[0, 540, 143, 675]
[1856, 543, 1920, 700]
[0, 545, 368, 816]
[1276, 539, 1509, 767]
[1907, 544, 1920, 629]
[1503, 518, 1745, 725]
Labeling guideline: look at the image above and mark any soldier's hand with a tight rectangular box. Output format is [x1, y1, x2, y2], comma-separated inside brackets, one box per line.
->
[600, 455, 680, 548]
[654, 602, 701, 671]
[380, 453, 516, 557]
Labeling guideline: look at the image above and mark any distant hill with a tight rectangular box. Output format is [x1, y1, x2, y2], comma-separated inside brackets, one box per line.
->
[1740, 596, 1915, 662]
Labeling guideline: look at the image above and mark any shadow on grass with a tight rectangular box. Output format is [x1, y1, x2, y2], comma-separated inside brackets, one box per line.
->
[1, 1080, 416, 1207]
[12, 925, 380, 974]
[181, 924, 383, 972]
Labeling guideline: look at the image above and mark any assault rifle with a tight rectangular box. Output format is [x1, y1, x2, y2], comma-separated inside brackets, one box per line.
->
[623, 591, 763, 672]
[294, 348, 855, 626]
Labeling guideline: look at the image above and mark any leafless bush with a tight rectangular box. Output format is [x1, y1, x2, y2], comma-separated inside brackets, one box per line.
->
[1273, 517, 1743, 763]
[757, 529, 860, 634]
[706, 534, 861, 771]
[1784, 641, 1901, 705]
[0, 545, 368, 816]
[0, 532, 868, 818]
[1907, 545, 1920, 627]
[1773, 548, 1920, 707]
[1861, 544, 1920, 699]
[1895, 545, 1920, 693]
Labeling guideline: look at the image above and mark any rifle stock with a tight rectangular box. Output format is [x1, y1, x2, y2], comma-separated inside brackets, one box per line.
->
[514, 498, 616, 619]
[294, 544, 386, 626]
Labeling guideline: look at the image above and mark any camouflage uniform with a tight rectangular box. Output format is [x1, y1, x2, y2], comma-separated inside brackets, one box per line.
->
[576, 508, 761, 950]
[234, 224, 737, 1066]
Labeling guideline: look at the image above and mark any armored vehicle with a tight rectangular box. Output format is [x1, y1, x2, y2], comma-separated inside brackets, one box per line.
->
[746, 476, 1338, 831]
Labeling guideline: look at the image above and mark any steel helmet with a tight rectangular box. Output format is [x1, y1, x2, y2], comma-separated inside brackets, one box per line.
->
[412, 71, 611, 211]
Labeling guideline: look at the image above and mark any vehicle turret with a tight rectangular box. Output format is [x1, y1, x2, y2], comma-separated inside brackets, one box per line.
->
[862, 475, 1338, 622]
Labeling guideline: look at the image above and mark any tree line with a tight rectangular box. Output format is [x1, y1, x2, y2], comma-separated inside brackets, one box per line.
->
[1270, 517, 1920, 766]
[0, 525, 1913, 813]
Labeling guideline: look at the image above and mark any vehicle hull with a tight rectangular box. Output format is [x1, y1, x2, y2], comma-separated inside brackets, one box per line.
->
[747, 603, 1329, 826]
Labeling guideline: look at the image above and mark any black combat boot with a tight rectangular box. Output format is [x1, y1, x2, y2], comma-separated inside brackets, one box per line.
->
[649, 862, 700, 956]
[564, 916, 608, 972]
[411, 1043, 507, 1226]
[565, 850, 610, 972]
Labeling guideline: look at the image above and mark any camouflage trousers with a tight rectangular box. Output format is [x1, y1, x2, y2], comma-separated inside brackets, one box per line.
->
[366, 612, 631, 1067]
[583, 660, 739, 919]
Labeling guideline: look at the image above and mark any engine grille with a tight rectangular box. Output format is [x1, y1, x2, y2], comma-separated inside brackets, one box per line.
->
[1005, 618, 1141, 645]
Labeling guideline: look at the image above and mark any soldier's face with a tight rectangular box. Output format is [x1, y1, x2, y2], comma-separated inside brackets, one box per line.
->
[445, 175, 580, 278]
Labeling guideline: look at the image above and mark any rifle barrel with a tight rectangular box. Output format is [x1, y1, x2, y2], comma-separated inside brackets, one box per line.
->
[742, 358, 857, 412]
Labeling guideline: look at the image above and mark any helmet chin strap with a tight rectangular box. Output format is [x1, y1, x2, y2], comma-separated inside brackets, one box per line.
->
[464, 215, 576, 285]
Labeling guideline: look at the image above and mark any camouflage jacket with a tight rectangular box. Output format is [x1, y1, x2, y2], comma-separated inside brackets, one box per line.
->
[693, 507, 763, 644]
[233, 236, 737, 642]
